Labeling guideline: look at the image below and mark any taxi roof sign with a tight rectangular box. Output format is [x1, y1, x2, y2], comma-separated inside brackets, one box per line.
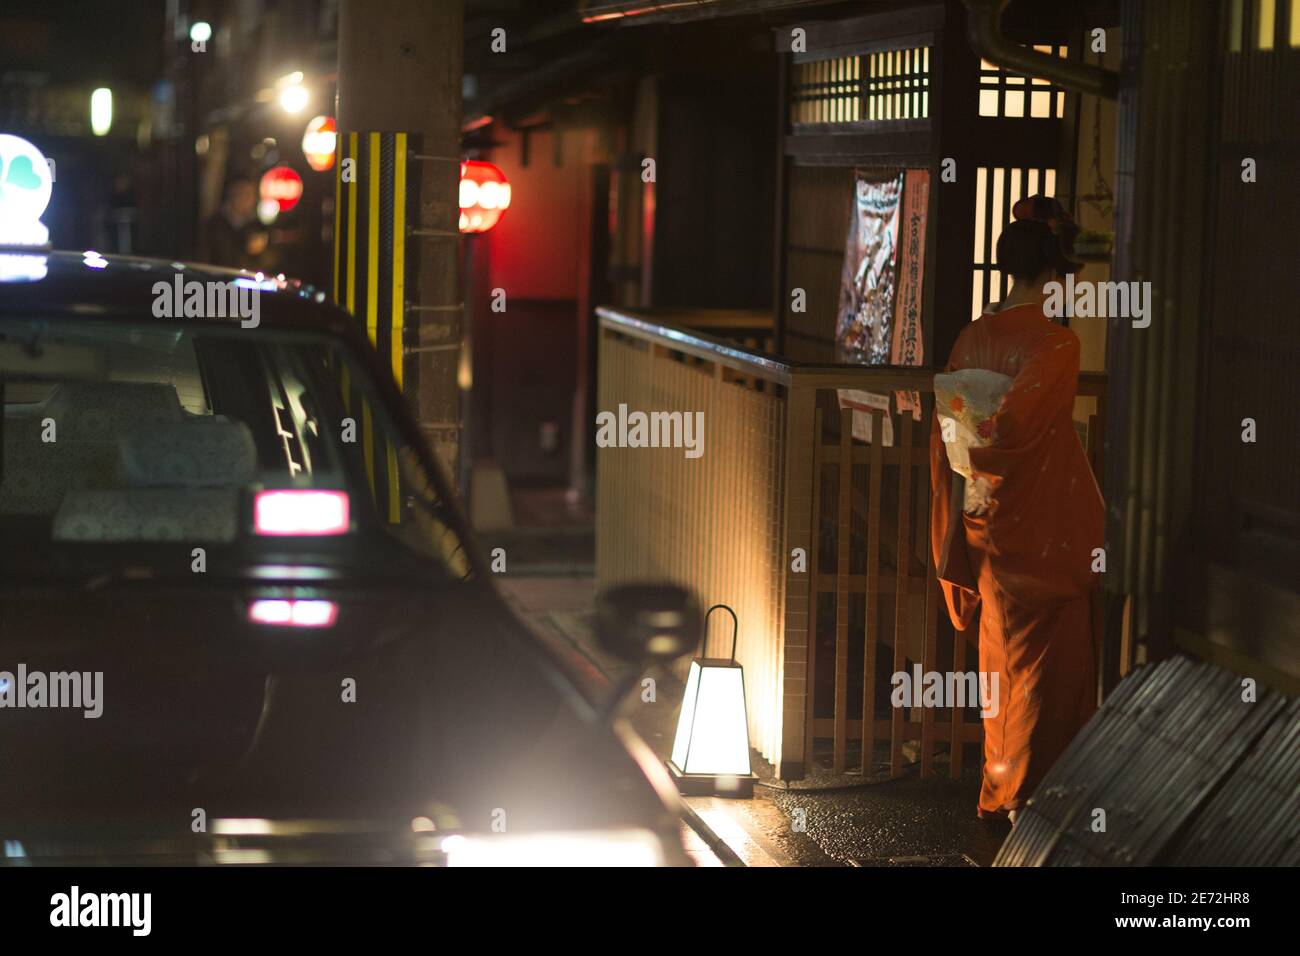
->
[0, 134, 54, 247]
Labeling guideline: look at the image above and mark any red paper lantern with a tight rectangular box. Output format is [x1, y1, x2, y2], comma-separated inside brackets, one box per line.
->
[301, 115, 337, 172]
[459, 160, 510, 234]
[259, 165, 304, 214]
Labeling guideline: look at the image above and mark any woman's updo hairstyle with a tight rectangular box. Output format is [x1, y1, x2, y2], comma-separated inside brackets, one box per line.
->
[996, 219, 1062, 281]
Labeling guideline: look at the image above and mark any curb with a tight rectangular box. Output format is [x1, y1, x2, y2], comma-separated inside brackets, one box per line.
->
[678, 799, 747, 868]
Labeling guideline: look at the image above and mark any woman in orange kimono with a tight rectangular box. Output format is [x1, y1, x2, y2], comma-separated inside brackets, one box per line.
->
[929, 216, 1104, 822]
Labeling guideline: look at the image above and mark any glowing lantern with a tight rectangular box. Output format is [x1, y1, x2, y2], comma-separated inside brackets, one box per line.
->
[259, 165, 303, 214]
[458, 160, 510, 234]
[301, 115, 337, 172]
[669, 604, 756, 797]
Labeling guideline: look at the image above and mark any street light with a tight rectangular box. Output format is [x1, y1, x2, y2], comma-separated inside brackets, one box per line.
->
[668, 604, 756, 797]
[279, 85, 309, 114]
[276, 72, 308, 114]
[90, 88, 112, 137]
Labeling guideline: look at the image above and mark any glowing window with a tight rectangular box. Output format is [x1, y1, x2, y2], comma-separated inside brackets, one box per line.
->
[1258, 0, 1276, 49]
[971, 166, 1057, 319]
[865, 46, 931, 120]
[790, 55, 862, 125]
[978, 46, 1068, 118]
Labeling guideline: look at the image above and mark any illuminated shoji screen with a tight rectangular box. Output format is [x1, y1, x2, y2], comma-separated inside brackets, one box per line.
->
[865, 46, 931, 120]
[971, 166, 1058, 319]
[978, 46, 1069, 118]
[790, 56, 862, 124]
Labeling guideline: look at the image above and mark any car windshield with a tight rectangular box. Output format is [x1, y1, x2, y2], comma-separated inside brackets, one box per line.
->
[0, 316, 471, 582]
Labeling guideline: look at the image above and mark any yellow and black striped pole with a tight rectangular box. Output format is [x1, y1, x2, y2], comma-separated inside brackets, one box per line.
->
[332, 130, 419, 524]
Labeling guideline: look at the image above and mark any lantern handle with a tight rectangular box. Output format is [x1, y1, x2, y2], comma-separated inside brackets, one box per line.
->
[702, 604, 738, 662]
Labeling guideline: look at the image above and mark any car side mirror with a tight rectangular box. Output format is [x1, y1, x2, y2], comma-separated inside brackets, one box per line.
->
[595, 584, 701, 665]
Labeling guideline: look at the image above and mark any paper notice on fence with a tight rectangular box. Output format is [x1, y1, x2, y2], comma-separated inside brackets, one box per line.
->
[836, 389, 894, 447]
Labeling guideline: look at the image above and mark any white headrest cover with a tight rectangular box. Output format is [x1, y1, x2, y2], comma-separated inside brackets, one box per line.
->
[118, 420, 257, 488]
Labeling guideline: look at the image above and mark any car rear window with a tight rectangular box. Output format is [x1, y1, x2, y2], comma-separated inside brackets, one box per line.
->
[0, 317, 469, 578]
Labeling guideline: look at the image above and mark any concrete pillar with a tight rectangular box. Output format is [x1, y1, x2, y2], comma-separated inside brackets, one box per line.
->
[338, 0, 464, 483]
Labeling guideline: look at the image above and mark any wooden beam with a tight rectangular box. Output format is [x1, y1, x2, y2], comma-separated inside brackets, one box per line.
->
[834, 407, 853, 773]
[862, 410, 884, 773]
[890, 413, 914, 777]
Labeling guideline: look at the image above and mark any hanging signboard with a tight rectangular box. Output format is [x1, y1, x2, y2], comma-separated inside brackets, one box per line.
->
[892, 168, 929, 418]
[835, 171, 902, 365]
[834, 168, 929, 444]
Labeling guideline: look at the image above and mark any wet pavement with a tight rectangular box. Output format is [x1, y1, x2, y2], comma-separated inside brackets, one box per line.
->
[758, 758, 1007, 866]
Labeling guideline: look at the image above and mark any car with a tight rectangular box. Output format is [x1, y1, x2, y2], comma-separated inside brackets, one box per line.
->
[0, 249, 695, 866]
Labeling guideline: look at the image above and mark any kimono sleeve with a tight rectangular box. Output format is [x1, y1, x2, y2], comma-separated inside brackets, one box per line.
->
[929, 331, 981, 630]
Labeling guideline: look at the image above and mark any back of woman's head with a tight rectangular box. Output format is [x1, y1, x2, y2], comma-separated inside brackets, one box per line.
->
[996, 219, 1061, 281]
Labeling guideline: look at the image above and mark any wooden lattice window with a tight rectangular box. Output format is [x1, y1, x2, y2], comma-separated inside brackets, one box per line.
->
[789, 44, 933, 126]
[971, 166, 1058, 319]
[865, 46, 931, 120]
[978, 46, 1069, 118]
[790, 56, 862, 125]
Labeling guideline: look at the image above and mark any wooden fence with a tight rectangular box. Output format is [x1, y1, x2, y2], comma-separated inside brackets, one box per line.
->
[596, 305, 1107, 780]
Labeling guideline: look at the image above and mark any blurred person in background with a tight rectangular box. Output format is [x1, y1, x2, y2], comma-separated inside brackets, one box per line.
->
[201, 175, 271, 270]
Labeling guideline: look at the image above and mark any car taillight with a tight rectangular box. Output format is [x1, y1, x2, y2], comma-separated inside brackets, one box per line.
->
[247, 598, 338, 628]
[254, 490, 349, 536]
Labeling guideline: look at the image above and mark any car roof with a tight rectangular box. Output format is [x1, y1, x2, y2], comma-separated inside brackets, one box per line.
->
[0, 249, 356, 336]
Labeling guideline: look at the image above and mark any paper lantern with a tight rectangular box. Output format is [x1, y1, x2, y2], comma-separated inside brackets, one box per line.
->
[259, 165, 303, 214]
[459, 160, 510, 234]
[301, 115, 336, 172]
[668, 604, 756, 797]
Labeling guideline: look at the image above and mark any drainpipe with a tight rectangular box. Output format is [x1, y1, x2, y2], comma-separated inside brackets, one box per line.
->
[963, 0, 1119, 99]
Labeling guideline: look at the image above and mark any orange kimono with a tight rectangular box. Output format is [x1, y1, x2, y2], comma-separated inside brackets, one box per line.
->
[929, 304, 1103, 817]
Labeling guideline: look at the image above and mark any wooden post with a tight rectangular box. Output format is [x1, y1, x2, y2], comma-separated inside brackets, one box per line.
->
[890, 413, 913, 777]
[777, 385, 818, 780]
[834, 408, 853, 773]
[862, 410, 884, 774]
[804, 407, 823, 775]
